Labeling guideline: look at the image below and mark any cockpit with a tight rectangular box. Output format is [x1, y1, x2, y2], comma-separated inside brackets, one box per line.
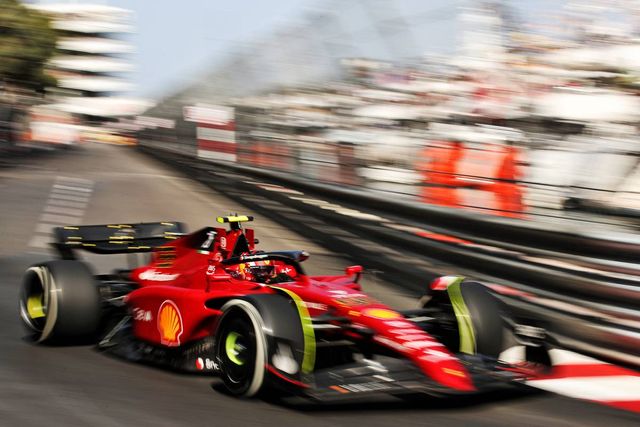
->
[220, 252, 308, 285]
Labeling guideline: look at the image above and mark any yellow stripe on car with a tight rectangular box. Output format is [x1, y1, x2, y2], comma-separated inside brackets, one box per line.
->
[272, 287, 316, 374]
[446, 277, 477, 355]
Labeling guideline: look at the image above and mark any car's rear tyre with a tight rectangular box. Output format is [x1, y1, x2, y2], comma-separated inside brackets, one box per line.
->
[216, 299, 267, 397]
[19, 260, 101, 344]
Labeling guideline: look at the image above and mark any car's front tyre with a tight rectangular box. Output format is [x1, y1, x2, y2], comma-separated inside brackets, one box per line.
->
[422, 278, 506, 357]
[215, 299, 268, 397]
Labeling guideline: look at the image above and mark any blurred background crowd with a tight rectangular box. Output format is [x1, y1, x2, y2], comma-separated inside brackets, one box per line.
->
[3, 0, 640, 221]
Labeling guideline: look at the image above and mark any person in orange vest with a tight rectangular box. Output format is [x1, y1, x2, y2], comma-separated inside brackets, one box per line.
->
[494, 141, 525, 217]
[417, 139, 464, 207]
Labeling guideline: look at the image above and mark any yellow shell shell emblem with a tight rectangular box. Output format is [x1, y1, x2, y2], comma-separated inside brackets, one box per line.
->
[157, 300, 183, 346]
[363, 308, 401, 320]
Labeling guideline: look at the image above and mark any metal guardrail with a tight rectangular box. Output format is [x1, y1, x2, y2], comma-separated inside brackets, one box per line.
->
[140, 144, 640, 368]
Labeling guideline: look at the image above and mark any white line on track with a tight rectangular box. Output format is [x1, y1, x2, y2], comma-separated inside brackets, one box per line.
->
[40, 213, 82, 224]
[29, 177, 94, 250]
[46, 199, 87, 209]
[44, 206, 85, 216]
[48, 193, 90, 202]
[50, 189, 92, 197]
[52, 184, 93, 193]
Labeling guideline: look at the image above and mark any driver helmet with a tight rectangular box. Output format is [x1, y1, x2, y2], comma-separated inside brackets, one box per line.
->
[230, 259, 274, 282]
[244, 260, 274, 283]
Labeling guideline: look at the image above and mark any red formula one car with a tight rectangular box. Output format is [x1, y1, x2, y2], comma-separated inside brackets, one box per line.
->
[19, 215, 550, 400]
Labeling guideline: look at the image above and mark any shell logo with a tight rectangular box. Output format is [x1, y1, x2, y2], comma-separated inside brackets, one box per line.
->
[157, 300, 183, 346]
[363, 308, 401, 320]
[195, 357, 205, 370]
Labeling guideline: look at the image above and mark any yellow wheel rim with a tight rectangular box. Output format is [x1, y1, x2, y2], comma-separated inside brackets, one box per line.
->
[27, 294, 45, 319]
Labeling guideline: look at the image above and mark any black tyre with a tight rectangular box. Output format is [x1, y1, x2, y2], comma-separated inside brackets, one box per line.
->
[19, 260, 101, 344]
[215, 299, 267, 397]
[459, 282, 506, 358]
[424, 281, 505, 357]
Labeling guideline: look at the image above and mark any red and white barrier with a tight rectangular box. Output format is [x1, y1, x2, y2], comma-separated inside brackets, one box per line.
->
[501, 347, 640, 413]
[184, 104, 236, 162]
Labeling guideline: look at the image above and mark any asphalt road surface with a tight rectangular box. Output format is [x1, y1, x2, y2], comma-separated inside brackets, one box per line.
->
[0, 143, 637, 426]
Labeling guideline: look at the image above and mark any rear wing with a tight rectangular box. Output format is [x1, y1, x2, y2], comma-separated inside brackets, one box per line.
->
[52, 222, 186, 259]
[216, 215, 253, 230]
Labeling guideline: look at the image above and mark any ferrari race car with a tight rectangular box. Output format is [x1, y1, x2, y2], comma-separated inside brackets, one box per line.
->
[19, 215, 551, 400]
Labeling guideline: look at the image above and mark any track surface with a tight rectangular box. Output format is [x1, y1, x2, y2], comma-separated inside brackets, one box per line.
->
[0, 144, 637, 426]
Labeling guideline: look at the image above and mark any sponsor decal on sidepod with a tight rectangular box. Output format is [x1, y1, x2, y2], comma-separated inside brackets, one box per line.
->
[196, 357, 219, 371]
[157, 300, 184, 346]
[139, 269, 180, 281]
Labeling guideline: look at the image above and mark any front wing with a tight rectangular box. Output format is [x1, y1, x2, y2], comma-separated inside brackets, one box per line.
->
[293, 355, 529, 402]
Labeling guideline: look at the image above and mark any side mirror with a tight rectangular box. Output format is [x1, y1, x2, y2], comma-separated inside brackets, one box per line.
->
[345, 265, 363, 283]
[298, 250, 309, 262]
[430, 275, 461, 291]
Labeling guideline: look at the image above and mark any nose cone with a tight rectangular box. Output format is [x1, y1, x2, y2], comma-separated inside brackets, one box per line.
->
[423, 358, 475, 392]
[358, 310, 476, 392]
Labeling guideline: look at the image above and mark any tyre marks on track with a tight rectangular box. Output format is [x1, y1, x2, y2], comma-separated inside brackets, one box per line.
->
[28, 176, 93, 250]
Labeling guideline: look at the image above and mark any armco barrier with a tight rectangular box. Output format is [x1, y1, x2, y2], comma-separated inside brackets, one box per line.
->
[140, 144, 640, 262]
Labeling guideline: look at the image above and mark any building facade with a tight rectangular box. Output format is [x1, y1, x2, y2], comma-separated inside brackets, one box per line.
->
[28, 3, 149, 122]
